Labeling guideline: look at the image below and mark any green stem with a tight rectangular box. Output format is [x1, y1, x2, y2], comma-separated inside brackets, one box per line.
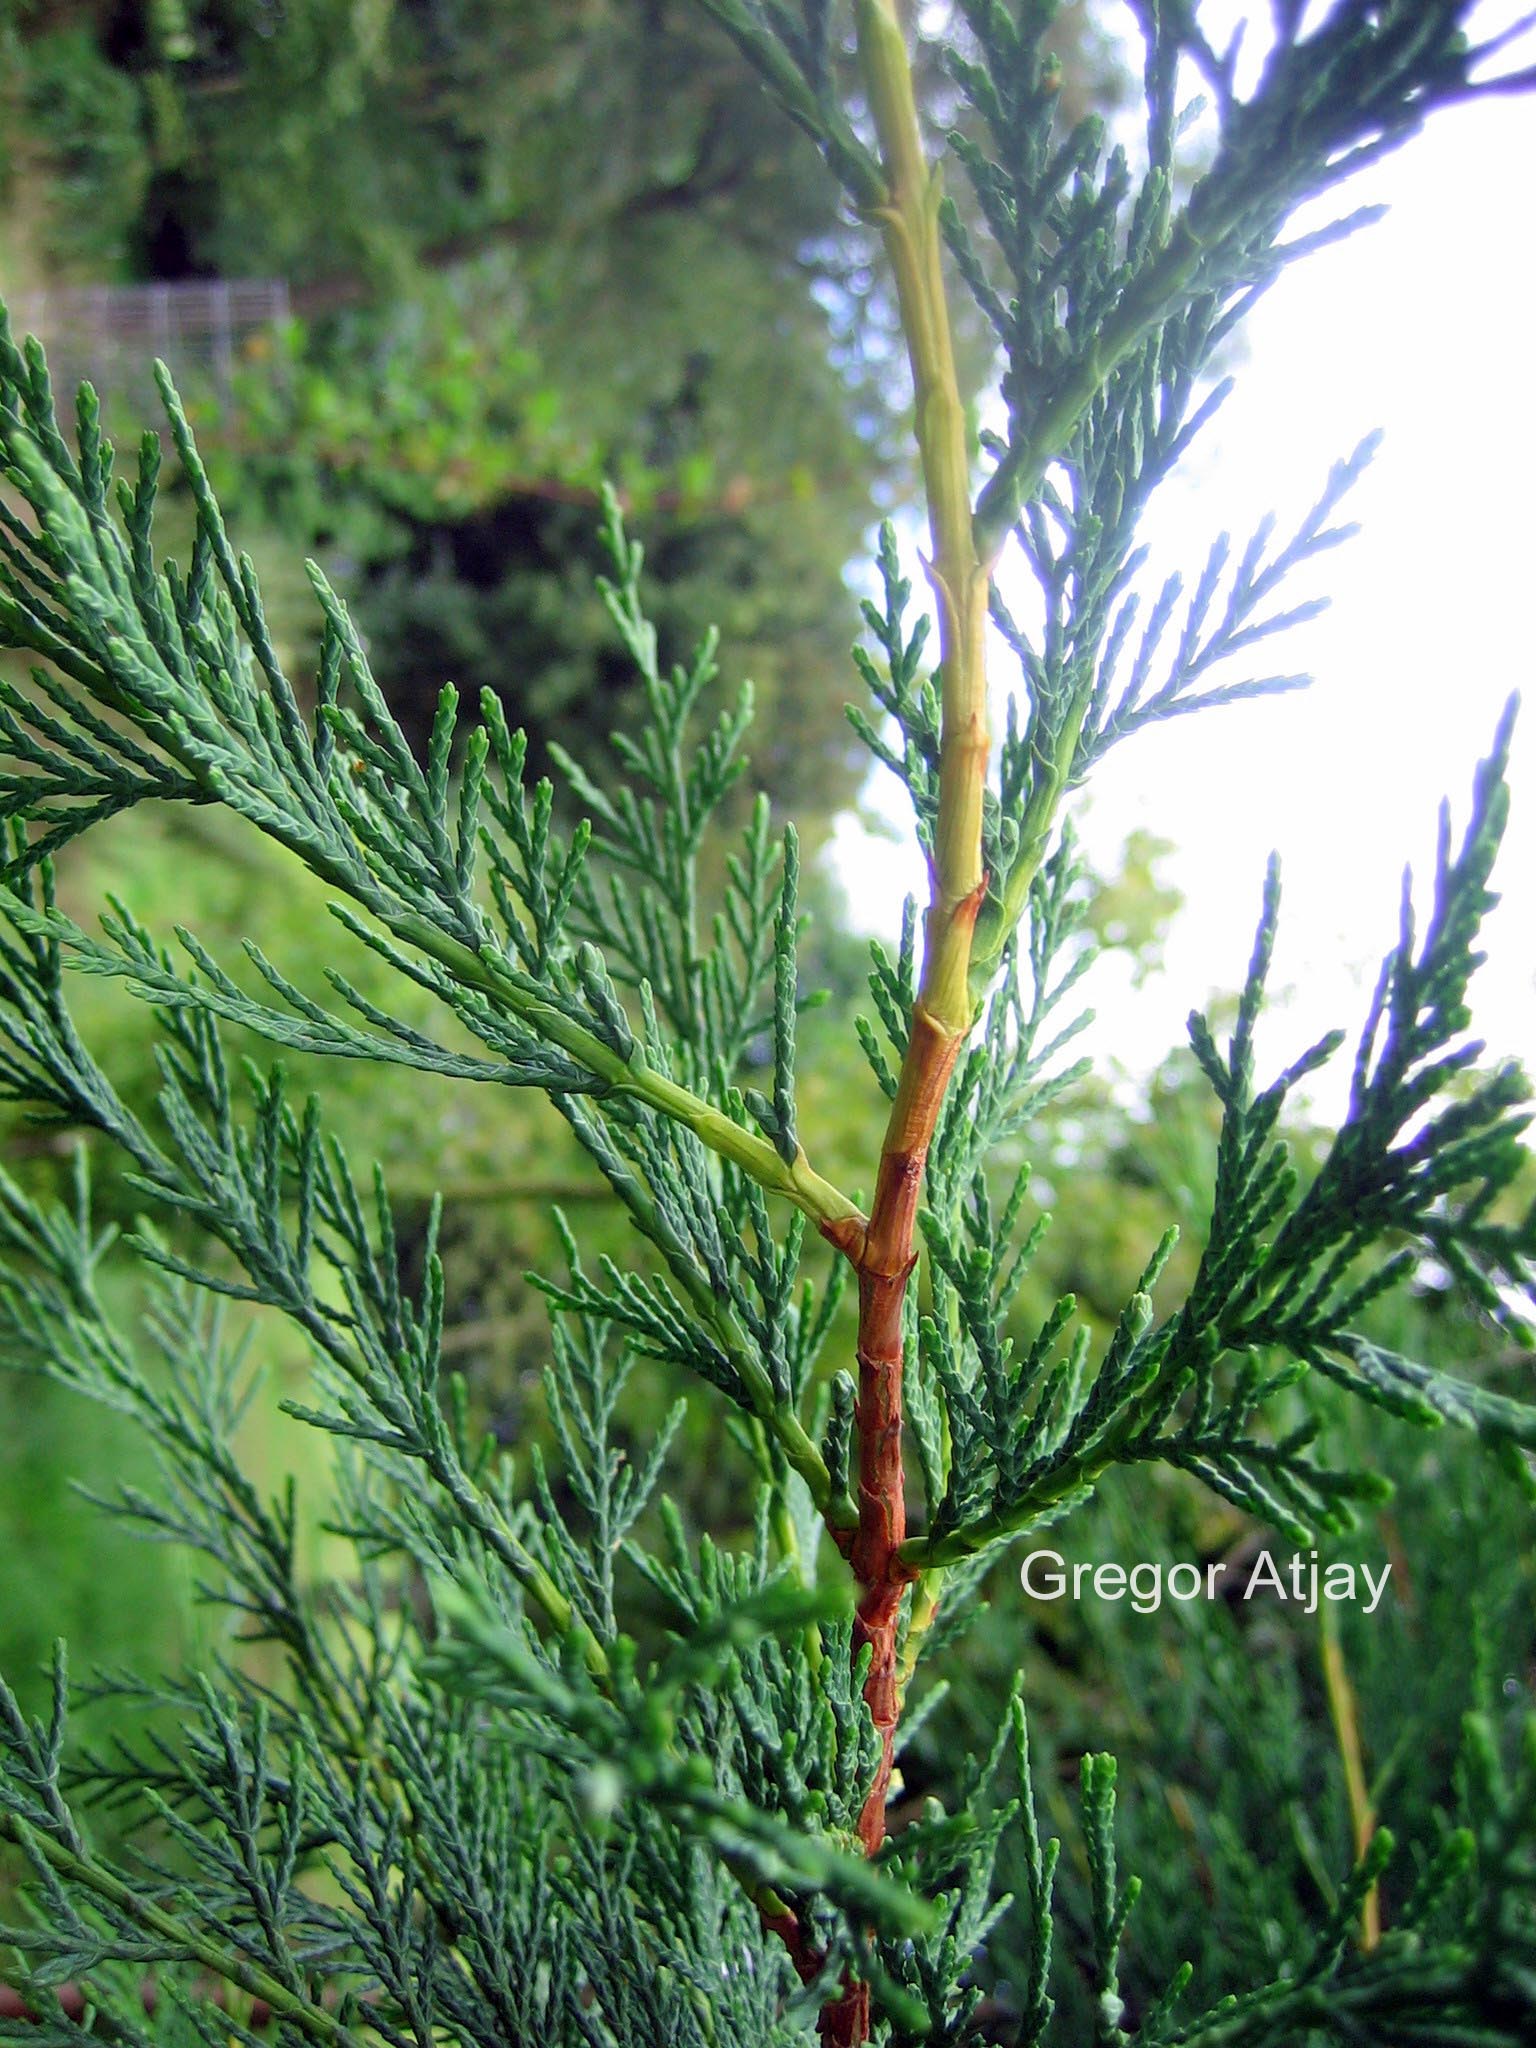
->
[855, 0, 990, 1043]
[692, 0, 886, 209]
[1320, 1604, 1381, 1952]
[387, 911, 865, 1240]
[893, 1569, 942, 1706]
[972, 190, 1260, 555]
[425, 1445, 611, 1680]
[898, 1473, 1086, 1570]
[393, 919, 846, 1510]
[556, 1098, 838, 1514]
[0, 1818, 355, 2048]
[898, 1359, 1165, 1569]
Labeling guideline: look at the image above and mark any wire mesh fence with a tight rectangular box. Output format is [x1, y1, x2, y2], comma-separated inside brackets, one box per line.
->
[4, 278, 291, 404]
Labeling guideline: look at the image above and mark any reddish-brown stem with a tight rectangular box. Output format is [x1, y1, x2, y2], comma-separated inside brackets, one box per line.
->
[816, 974, 980, 2048]
[847, 1003, 968, 1852]
[757, 1901, 878, 2048]
[819, 1978, 873, 2044]
[809, 9, 997, 2041]
[757, 1897, 826, 1988]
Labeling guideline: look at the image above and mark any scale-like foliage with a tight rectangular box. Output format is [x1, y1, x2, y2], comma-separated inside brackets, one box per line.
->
[2, 3, 1535, 2043]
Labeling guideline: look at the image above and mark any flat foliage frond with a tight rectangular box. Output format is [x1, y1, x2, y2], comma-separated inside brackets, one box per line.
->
[2, 3, 1535, 2042]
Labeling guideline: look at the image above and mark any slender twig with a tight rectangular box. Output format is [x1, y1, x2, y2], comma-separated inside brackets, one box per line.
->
[382, 910, 868, 1240]
[1320, 1606, 1381, 1952]
[0, 1819, 357, 2048]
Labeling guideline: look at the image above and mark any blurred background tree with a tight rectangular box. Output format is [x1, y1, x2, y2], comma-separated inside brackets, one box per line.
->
[4, 0, 987, 799]
[1, 5, 1530, 2025]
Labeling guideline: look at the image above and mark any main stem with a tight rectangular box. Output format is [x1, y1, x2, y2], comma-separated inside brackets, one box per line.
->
[819, 7, 992, 2040]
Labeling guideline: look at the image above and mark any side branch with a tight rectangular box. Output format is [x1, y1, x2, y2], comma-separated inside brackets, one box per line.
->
[356, 912, 869, 1240]
[0, 1818, 356, 2048]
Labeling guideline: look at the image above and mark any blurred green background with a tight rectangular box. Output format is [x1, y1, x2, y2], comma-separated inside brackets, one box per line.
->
[1, 2, 1532, 2029]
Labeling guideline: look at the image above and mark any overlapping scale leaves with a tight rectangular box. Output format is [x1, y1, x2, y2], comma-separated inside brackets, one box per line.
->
[3, 2, 1536, 2042]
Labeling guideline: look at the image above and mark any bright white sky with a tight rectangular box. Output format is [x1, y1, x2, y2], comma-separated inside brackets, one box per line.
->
[831, 2, 1535, 1119]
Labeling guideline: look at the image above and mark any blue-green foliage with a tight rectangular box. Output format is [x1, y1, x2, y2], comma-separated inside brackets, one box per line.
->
[1, 3, 1535, 2042]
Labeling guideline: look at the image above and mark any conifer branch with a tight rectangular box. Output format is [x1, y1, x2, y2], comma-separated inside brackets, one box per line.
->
[2, 7, 1535, 2045]
[0, 1814, 355, 2048]
[0, 350, 862, 1242]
